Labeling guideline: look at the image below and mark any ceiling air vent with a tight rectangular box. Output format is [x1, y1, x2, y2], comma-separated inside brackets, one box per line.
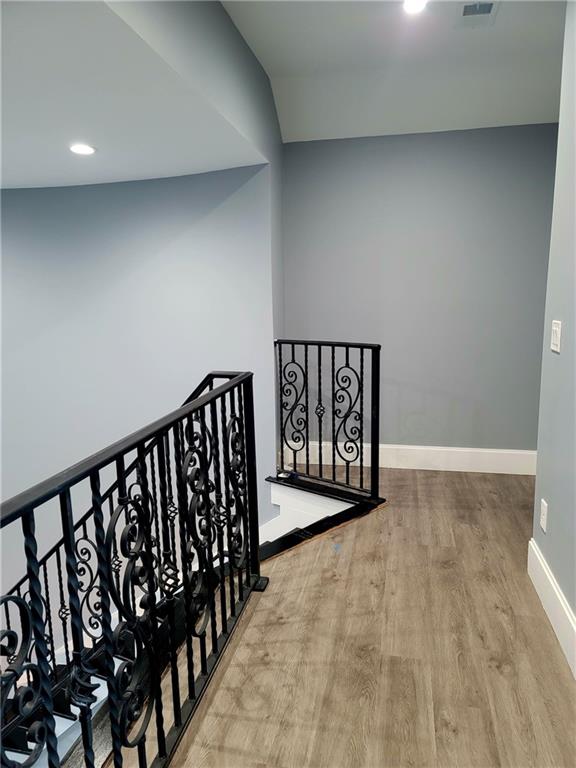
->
[462, 2, 493, 16]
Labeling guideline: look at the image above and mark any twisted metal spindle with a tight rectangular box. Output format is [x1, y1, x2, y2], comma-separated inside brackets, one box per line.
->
[60, 490, 96, 768]
[91, 471, 124, 768]
[21, 509, 61, 768]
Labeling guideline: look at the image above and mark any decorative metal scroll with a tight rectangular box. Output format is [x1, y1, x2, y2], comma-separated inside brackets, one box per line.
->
[181, 417, 214, 637]
[334, 364, 362, 464]
[104, 481, 157, 748]
[75, 536, 103, 642]
[280, 360, 307, 454]
[225, 415, 248, 569]
[0, 596, 46, 768]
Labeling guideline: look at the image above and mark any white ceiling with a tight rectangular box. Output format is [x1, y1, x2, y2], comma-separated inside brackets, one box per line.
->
[224, 1, 566, 142]
[1, 2, 264, 188]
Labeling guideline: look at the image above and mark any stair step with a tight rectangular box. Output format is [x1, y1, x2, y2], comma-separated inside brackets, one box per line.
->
[2, 725, 33, 755]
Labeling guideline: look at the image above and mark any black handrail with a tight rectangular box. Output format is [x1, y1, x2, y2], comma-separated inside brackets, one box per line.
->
[274, 339, 381, 500]
[0, 370, 267, 768]
[276, 338, 381, 350]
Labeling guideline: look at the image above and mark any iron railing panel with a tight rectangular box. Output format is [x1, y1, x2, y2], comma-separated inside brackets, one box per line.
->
[274, 340, 381, 500]
[0, 372, 267, 768]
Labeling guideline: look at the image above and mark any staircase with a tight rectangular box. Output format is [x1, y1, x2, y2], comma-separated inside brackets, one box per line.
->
[0, 372, 267, 768]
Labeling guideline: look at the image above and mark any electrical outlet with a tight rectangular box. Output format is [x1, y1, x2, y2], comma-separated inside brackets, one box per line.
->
[540, 498, 548, 533]
[551, 320, 562, 353]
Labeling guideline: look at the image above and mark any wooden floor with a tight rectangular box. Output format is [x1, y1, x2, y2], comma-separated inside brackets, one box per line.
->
[171, 469, 575, 768]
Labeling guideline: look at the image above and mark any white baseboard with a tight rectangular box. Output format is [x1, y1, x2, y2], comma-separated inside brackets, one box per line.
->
[378, 444, 536, 475]
[527, 538, 576, 678]
[304, 441, 536, 475]
[260, 484, 349, 543]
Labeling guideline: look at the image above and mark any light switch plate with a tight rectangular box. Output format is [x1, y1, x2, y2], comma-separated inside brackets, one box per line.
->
[551, 320, 562, 353]
[540, 498, 548, 533]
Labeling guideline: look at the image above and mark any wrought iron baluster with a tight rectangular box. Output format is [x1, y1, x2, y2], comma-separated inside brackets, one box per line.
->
[277, 342, 284, 472]
[21, 509, 60, 768]
[60, 489, 97, 768]
[164, 433, 178, 560]
[156, 434, 182, 728]
[41, 563, 56, 681]
[220, 393, 236, 618]
[359, 347, 365, 490]
[210, 399, 228, 635]
[292, 344, 296, 472]
[332, 345, 336, 481]
[14, 584, 24, 691]
[109, 497, 121, 595]
[317, 344, 323, 477]
[148, 448, 162, 589]
[278, 344, 307, 477]
[345, 347, 351, 487]
[237, 385, 251, 589]
[370, 346, 381, 499]
[229, 389, 244, 604]
[242, 376, 265, 587]
[55, 547, 71, 667]
[172, 420, 196, 701]
[198, 408, 219, 656]
[108, 454, 156, 767]
[90, 470, 123, 768]
[304, 345, 310, 476]
[136, 445, 167, 759]
[184, 414, 208, 677]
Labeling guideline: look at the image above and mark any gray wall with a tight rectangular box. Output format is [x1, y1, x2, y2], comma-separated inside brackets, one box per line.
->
[282, 124, 558, 450]
[1, 166, 277, 580]
[533, 5, 575, 610]
[111, 0, 285, 334]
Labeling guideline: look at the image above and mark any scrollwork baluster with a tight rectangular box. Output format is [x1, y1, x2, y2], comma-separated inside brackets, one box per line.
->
[241, 376, 267, 590]
[197, 409, 219, 655]
[220, 394, 236, 618]
[102, 456, 158, 762]
[237, 386, 251, 589]
[156, 434, 181, 728]
[135, 446, 167, 759]
[173, 421, 196, 700]
[370, 346, 381, 499]
[90, 471, 123, 768]
[60, 490, 98, 768]
[334, 356, 362, 477]
[304, 345, 310, 476]
[359, 347, 365, 490]
[20, 509, 60, 768]
[277, 343, 284, 472]
[280, 345, 307, 473]
[182, 413, 213, 674]
[209, 399, 228, 634]
[55, 548, 70, 668]
[318, 344, 324, 477]
[227, 389, 244, 603]
[41, 564, 56, 680]
[1, 594, 49, 768]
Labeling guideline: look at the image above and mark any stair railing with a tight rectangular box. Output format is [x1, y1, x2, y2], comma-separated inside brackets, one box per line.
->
[0, 372, 267, 768]
[274, 339, 381, 500]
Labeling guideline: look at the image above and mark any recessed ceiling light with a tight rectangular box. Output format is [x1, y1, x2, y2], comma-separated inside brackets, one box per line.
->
[404, 0, 428, 14]
[70, 143, 96, 156]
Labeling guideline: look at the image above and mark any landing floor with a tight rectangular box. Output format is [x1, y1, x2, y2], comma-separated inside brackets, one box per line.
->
[172, 469, 575, 767]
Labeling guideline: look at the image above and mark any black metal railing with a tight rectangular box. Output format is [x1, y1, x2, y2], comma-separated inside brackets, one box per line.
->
[274, 339, 381, 500]
[0, 372, 267, 768]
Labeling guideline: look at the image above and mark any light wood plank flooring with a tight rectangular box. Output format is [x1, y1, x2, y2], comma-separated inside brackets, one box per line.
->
[170, 469, 575, 767]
